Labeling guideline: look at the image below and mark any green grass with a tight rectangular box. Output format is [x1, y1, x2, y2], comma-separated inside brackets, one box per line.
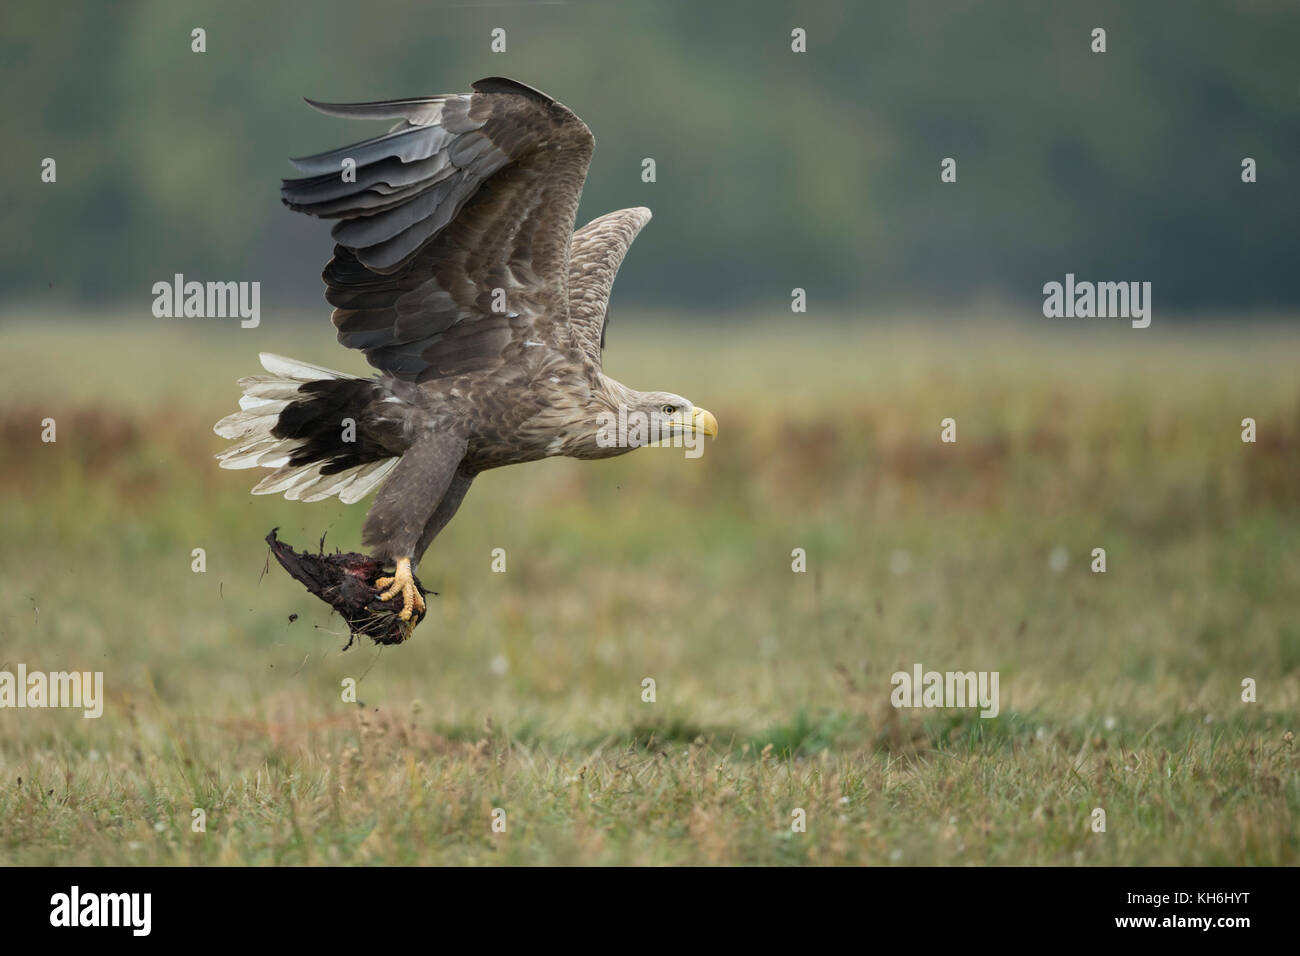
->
[0, 310, 1297, 864]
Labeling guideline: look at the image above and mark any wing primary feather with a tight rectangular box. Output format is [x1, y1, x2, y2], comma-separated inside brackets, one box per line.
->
[303, 96, 449, 125]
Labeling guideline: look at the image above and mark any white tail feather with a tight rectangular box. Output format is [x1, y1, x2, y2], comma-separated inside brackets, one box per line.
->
[213, 409, 281, 440]
[258, 352, 349, 382]
[214, 354, 397, 504]
[339, 459, 398, 504]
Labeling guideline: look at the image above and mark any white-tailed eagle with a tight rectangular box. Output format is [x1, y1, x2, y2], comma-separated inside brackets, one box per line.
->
[214, 77, 717, 639]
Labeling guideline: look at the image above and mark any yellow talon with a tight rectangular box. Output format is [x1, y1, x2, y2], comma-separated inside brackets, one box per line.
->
[375, 557, 425, 622]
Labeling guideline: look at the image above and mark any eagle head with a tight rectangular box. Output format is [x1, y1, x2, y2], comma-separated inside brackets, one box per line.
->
[572, 382, 718, 459]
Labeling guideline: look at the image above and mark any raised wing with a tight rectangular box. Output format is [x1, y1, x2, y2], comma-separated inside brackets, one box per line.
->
[281, 77, 594, 381]
[566, 207, 652, 367]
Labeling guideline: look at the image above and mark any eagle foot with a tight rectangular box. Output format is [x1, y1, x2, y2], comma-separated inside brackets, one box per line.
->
[375, 557, 426, 623]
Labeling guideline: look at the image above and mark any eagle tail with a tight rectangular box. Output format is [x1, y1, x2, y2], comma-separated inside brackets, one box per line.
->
[213, 353, 398, 504]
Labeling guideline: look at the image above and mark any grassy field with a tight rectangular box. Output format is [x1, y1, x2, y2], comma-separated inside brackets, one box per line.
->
[0, 311, 1297, 865]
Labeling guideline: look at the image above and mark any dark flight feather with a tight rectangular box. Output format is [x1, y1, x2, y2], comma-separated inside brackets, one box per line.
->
[281, 83, 595, 380]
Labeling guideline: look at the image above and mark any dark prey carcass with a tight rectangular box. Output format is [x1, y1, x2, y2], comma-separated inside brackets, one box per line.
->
[265, 529, 429, 646]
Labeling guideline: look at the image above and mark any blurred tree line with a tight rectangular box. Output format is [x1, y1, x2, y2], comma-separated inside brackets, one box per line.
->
[2, 0, 1297, 313]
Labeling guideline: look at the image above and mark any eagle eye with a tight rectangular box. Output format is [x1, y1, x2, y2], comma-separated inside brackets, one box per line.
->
[661, 404, 676, 415]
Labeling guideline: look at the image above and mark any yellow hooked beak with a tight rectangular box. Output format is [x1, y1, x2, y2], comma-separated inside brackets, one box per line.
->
[654, 406, 718, 446]
[691, 407, 719, 438]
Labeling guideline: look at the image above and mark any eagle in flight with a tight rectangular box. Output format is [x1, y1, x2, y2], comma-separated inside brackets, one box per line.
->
[214, 77, 717, 635]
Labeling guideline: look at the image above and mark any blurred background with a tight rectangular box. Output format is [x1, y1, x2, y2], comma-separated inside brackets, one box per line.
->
[3, 0, 1299, 314]
[0, 1, 1297, 865]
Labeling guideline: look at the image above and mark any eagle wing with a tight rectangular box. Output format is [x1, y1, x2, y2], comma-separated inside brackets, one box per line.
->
[281, 77, 594, 382]
[566, 207, 653, 368]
